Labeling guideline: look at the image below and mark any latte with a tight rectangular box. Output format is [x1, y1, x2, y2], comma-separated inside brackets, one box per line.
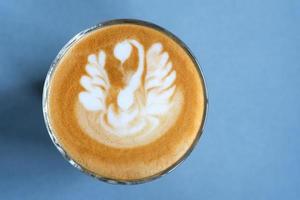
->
[43, 19, 207, 183]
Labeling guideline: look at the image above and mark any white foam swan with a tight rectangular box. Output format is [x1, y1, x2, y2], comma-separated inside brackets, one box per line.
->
[79, 39, 178, 137]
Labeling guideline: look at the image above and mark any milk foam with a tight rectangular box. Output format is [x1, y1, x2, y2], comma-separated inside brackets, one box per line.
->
[78, 39, 183, 139]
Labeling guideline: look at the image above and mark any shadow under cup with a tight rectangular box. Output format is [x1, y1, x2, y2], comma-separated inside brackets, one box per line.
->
[43, 19, 208, 184]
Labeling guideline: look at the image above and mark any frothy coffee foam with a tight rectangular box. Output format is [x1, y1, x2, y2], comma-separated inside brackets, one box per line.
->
[46, 22, 206, 181]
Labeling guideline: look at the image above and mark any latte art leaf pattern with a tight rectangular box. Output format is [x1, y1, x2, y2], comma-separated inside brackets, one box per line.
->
[79, 40, 180, 137]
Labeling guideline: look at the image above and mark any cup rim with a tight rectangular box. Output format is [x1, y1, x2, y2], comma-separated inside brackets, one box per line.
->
[42, 18, 209, 185]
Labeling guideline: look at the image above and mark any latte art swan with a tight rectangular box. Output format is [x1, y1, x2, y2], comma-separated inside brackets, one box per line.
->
[79, 39, 183, 138]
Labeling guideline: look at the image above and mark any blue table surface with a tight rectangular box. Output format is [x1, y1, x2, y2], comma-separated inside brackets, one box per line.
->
[1, 0, 299, 199]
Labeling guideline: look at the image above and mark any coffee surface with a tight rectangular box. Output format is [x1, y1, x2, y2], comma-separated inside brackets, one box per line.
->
[47, 22, 206, 181]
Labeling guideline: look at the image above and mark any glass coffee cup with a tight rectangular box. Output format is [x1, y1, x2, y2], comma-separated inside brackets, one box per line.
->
[43, 19, 208, 184]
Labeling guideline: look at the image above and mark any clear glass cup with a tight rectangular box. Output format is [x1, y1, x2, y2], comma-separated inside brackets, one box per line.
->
[43, 19, 208, 184]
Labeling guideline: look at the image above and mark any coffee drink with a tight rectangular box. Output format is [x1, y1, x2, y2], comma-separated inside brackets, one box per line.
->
[43, 20, 207, 183]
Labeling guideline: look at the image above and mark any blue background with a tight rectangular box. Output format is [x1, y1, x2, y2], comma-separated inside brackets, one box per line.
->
[0, 0, 299, 199]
